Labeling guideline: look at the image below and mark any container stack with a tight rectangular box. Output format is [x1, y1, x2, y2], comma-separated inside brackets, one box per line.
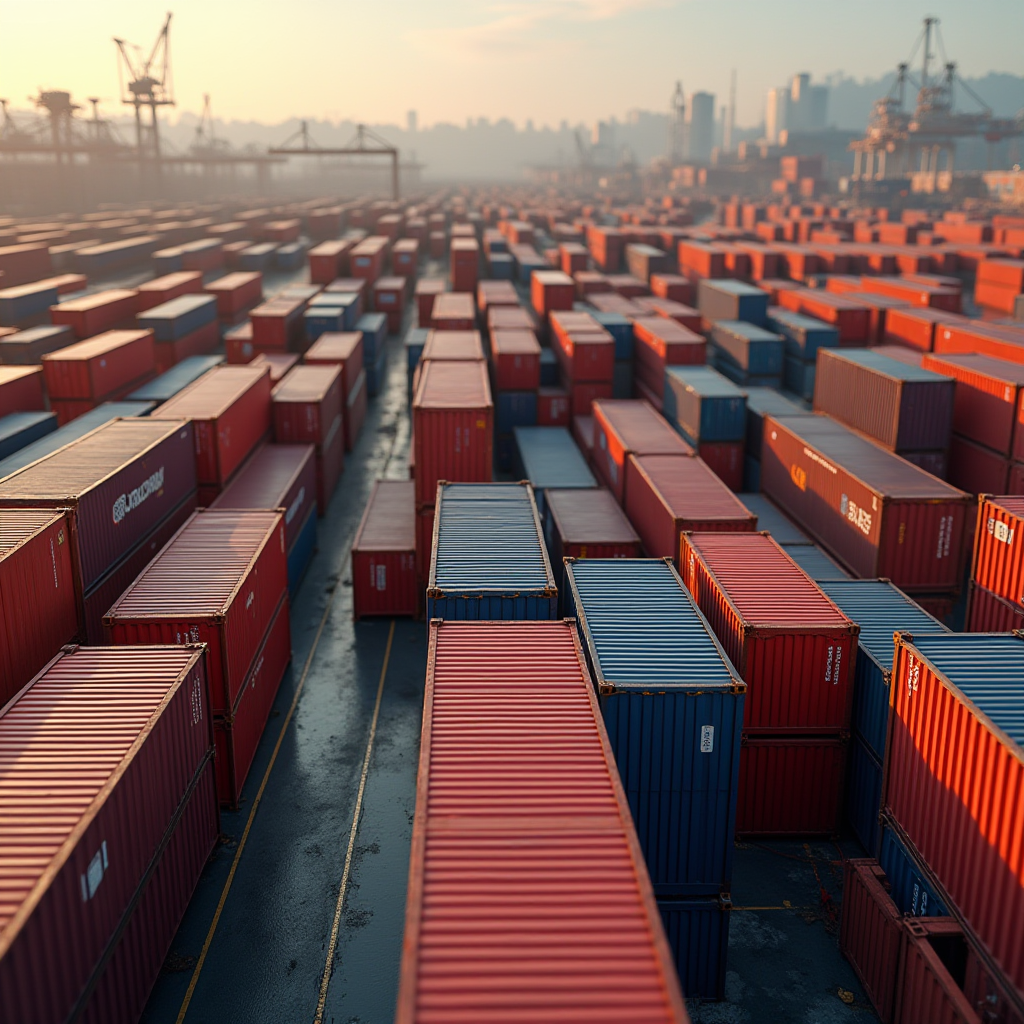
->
[512, 425, 595, 516]
[740, 386, 811, 491]
[565, 558, 745, 1000]
[356, 312, 388, 396]
[50, 288, 139, 338]
[973, 257, 1024, 315]
[530, 269, 575, 341]
[136, 293, 220, 372]
[680, 532, 858, 837]
[550, 310, 615, 420]
[304, 330, 368, 451]
[449, 237, 479, 293]
[489, 322, 540, 469]
[709, 320, 784, 389]
[965, 495, 1024, 630]
[351, 479, 417, 619]
[631, 316, 705, 410]
[767, 307, 840, 401]
[106, 509, 290, 808]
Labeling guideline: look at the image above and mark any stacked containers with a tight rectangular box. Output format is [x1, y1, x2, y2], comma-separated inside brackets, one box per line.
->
[271, 365, 345, 514]
[491, 327, 541, 466]
[530, 269, 574, 337]
[136, 294, 219, 372]
[741, 387, 812, 491]
[449, 237, 479, 293]
[351, 479, 417, 619]
[126, 354, 224, 406]
[304, 331, 368, 451]
[663, 366, 746, 490]
[884, 307, 966, 352]
[396, 619, 688, 1024]
[550, 310, 615, 418]
[150, 365, 272, 504]
[679, 532, 858, 836]
[0, 366, 44, 415]
[767, 308, 840, 401]
[697, 279, 769, 327]
[0, 324, 75, 364]
[427, 482, 556, 620]
[512, 425, 595, 515]
[372, 275, 406, 334]
[632, 317, 706, 409]
[543, 487, 641, 582]
[817, 579, 948, 855]
[0, 417, 197, 642]
[250, 297, 307, 353]
[564, 558, 745, 999]
[0, 646, 219, 1024]
[104, 509, 291, 808]
[777, 289, 872, 345]
[210, 443, 318, 596]
[356, 312, 389, 397]
[761, 414, 971, 593]
[813, 349, 955, 478]
[50, 289, 139, 339]
[966, 496, 1024, 630]
[626, 243, 669, 282]
[709, 321, 784, 388]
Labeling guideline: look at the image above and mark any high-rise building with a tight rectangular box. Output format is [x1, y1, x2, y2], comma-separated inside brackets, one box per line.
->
[407, 110, 418, 134]
[688, 91, 715, 162]
[766, 87, 787, 144]
[765, 74, 828, 139]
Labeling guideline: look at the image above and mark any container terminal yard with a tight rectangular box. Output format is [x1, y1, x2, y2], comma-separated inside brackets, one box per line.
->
[2, 9, 1024, 1024]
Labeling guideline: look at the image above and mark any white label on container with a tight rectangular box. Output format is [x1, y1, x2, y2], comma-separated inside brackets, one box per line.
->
[375, 564, 387, 591]
[906, 655, 920, 697]
[988, 517, 1015, 545]
[82, 841, 108, 901]
[700, 725, 714, 753]
[285, 486, 306, 526]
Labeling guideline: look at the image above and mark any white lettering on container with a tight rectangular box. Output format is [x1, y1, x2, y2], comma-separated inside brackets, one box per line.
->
[375, 564, 387, 591]
[803, 446, 838, 475]
[700, 725, 714, 754]
[285, 486, 306, 526]
[906, 655, 920, 698]
[191, 674, 203, 724]
[936, 515, 953, 559]
[841, 494, 872, 535]
[112, 466, 165, 524]
[988, 517, 1015, 545]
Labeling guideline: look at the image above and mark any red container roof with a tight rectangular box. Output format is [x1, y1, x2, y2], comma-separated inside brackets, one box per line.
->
[413, 360, 492, 410]
[205, 271, 261, 292]
[632, 454, 756, 524]
[546, 487, 640, 544]
[421, 330, 485, 362]
[210, 444, 314, 511]
[0, 509, 66, 557]
[353, 480, 414, 551]
[305, 331, 363, 363]
[152, 365, 269, 420]
[50, 288, 136, 312]
[271, 363, 341, 403]
[40, 329, 152, 363]
[594, 399, 693, 455]
[491, 329, 540, 356]
[432, 293, 475, 317]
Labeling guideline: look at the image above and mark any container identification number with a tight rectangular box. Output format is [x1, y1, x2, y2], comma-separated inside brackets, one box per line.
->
[824, 645, 841, 684]
[700, 725, 714, 754]
[906, 655, 920, 697]
[840, 494, 872, 536]
[375, 564, 387, 591]
[191, 674, 204, 724]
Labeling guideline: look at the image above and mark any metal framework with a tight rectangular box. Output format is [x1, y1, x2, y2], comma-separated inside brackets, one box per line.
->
[115, 13, 174, 167]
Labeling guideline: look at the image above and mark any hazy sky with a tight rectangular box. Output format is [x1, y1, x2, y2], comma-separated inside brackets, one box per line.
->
[1, 0, 1021, 129]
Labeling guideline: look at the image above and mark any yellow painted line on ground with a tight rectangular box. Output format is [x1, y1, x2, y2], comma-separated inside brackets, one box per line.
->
[313, 619, 396, 1024]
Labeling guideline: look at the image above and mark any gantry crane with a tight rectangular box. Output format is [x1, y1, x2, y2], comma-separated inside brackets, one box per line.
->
[115, 13, 174, 166]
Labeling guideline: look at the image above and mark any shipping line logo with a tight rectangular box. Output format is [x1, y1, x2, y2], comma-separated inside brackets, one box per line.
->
[112, 466, 165, 524]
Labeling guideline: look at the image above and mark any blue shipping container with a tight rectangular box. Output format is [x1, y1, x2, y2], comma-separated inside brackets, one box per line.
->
[513, 426, 596, 515]
[663, 365, 746, 444]
[658, 895, 731, 1002]
[743, 454, 760, 493]
[564, 558, 745, 892]
[767, 308, 840, 359]
[783, 355, 816, 402]
[495, 391, 538, 435]
[365, 343, 388, 398]
[698, 279, 769, 327]
[743, 386, 810, 458]
[779, 542, 850, 582]
[0, 282, 59, 326]
[287, 502, 318, 597]
[137, 294, 218, 342]
[847, 733, 883, 856]
[879, 822, 947, 917]
[737, 494, 812, 545]
[304, 307, 346, 341]
[238, 243, 277, 271]
[710, 321, 784, 377]
[427, 482, 557, 620]
[0, 324, 75, 365]
[126, 354, 224, 405]
[591, 311, 634, 361]
[0, 411, 58, 462]
[818, 579, 948, 763]
[275, 242, 306, 270]
[539, 347, 559, 386]
[357, 312, 388, 360]
[613, 360, 633, 400]
[495, 433, 516, 474]
[152, 249, 184, 273]
[488, 253, 514, 279]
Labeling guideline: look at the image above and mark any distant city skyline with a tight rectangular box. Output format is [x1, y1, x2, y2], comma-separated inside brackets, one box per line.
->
[1, 0, 1021, 130]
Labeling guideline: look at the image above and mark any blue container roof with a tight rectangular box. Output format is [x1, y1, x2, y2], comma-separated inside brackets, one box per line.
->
[513, 427, 596, 491]
[738, 494, 811, 545]
[666, 365, 746, 400]
[137, 293, 217, 321]
[567, 559, 741, 692]
[404, 327, 429, 347]
[358, 312, 387, 331]
[904, 634, 1024, 748]
[127, 355, 223, 403]
[768, 309, 839, 336]
[0, 411, 56, 444]
[431, 483, 554, 593]
[714, 320, 782, 343]
[780, 542, 850, 581]
[743, 386, 809, 419]
[819, 579, 947, 670]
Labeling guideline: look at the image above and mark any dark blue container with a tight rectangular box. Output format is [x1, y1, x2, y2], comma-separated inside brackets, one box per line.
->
[152, 249, 184, 273]
[768, 308, 840, 359]
[287, 502, 318, 596]
[365, 343, 388, 398]
[136, 294, 217, 341]
[710, 321, 784, 377]
[275, 242, 306, 270]
[539, 347, 559, 386]
[427, 482, 557, 620]
[847, 733, 883, 856]
[658, 894, 731, 1001]
[0, 282, 59, 325]
[742, 386, 809, 458]
[779, 542, 850, 581]
[564, 558, 745, 892]
[304, 306, 346, 341]
[698, 279, 769, 327]
[0, 411, 58, 461]
[405, 326, 428, 371]
[737, 494, 811, 545]
[357, 312, 388, 360]
[743, 454, 760, 492]
[238, 243, 277, 271]
[818, 579, 948, 763]
[495, 391, 538, 434]
[663, 366, 746, 444]
[879, 822, 947, 917]
[314, 291, 361, 330]
[783, 355, 816, 402]
[0, 400, 155, 478]
[591, 311, 634, 361]
[513, 426, 595, 515]
[488, 253, 514, 279]
[613, 360, 633, 399]
[126, 354, 223, 405]
[495, 433, 516, 473]
[516, 253, 546, 287]
[714, 359, 781, 390]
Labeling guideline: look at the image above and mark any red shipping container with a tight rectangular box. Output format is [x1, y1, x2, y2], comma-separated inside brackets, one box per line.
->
[211, 443, 317, 551]
[271, 364, 344, 447]
[395, 619, 688, 1024]
[650, 274, 694, 304]
[885, 308, 967, 352]
[490, 329, 541, 391]
[935, 322, 1024, 365]
[537, 386, 571, 427]
[574, 270, 612, 299]
[352, 479, 417, 618]
[0, 645, 216, 1024]
[625, 453, 755, 561]
[860, 277, 962, 312]
[761, 415, 971, 591]
[449, 238, 479, 294]
[488, 304, 536, 336]
[559, 241, 589, 275]
[373, 275, 406, 333]
[392, 238, 419, 277]
[567, 379, 613, 417]
[415, 277, 445, 326]
[154, 320, 220, 375]
[105, 509, 288, 714]
[592, 399, 694, 505]
[251, 351, 299, 383]
[777, 289, 871, 345]
[136, 270, 203, 312]
[551, 314, 615, 383]
[573, 414, 595, 463]
[680, 531, 857, 731]
[430, 292, 475, 331]
[530, 269, 575, 323]
[305, 330, 364, 395]
[978, 258, 1024, 291]
[975, 280, 1022, 315]
[632, 317, 706, 398]
[421, 329, 486, 363]
[214, 592, 291, 807]
[839, 860, 903, 1024]
[151, 365, 272, 497]
[412, 360, 493, 507]
[0, 417, 197, 592]
[50, 288, 138, 339]
[0, 365, 44, 416]
[966, 581, 1024, 632]
[203, 271, 263, 318]
[948, 434, 1010, 495]
[895, 919, 982, 1024]
[695, 440, 745, 492]
[544, 486, 641, 567]
[250, 298, 306, 350]
[0, 509, 79, 706]
[308, 239, 352, 284]
[735, 734, 847, 837]
[971, 496, 1024, 608]
[476, 280, 519, 317]
[0, 242, 51, 287]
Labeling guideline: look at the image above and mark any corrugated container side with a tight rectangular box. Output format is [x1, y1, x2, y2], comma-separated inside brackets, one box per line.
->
[847, 734, 884, 856]
[878, 820, 948, 918]
[895, 919, 981, 1024]
[966, 581, 1024, 631]
[658, 896, 731, 1002]
[351, 479, 417, 618]
[972, 497, 1024, 608]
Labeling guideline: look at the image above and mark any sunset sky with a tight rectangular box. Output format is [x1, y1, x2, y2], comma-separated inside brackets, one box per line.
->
[1, 0, 1020, 128]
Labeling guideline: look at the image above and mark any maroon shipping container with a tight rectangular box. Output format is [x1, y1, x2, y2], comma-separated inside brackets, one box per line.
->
[42, 329, 156, 401]
[761, 415, 971, 591]
[415, 278, 445, 326]
[50, 288, 138, 339]
[544, 486, 641, 569]
[0, 509, 78, 705]
[490, 329, 541, 391]
[567, 379, 614, 418]
[250, 298, 306, 350]
[948, 434, 1010, 495]
[966, 581, 1024, 631]
[625, 454, 756, 562]
[150, 365, 272, 498]
[352, 479, 417, 618]
[0, 365, 44, 416]
[680, 531, 857, 732]
[632, 317, 706, 399]
[203, 271, 262, 318]
[214, 592, 291, 807]
[695, 440, 745, 492]
[573, 414, 595, 464]
[839, 860, 903, 1024]
[105, 509, 288, 714]
[210, 443, 317, 552]
[395, 620, 688, 1024]
[0, 645, 216, 1024]
[551, 318, 615, 383]
[530, 269, 575, 324]
[153, 320, 220, 375]
[250, 351, 298, 384]
[272, 364, 344, 448]
[0, 417, 196, 592]
[778, 289, 871, 345]
[136, 270, 204, 311]
[592, 399, 694, 505]
[308, 240, 352, 285]
[895, 919, 982, 1024]
[412, 360, 493, 507]
[304, 329, 364, 437]
[735, 734, 847, 837]
[935, 322, 1024, 365]
[537, 386, 571, 427]
[420, 329, 486, 363]
[430, 292, 475, 331]
[972, 496, 1024, 607]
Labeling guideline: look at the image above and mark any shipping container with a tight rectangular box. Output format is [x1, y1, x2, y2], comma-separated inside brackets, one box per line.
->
[658, 894, 732, 1002]
[846, 731, 884, 854]
[512, 425, 595, 514]
[551, 310, 616, 382]
[50, 288, 138, 339]
[781, 541, 851, 581]
[663, 366, 746, 445]
[710, 321, 784, 378]
[125, 354, 223, 405]
[969, 495, 1024, 608]
[420, 328, 485, 363]
[743, 386, 812, 460]
[490, 329, 540, 391]
[427, 482, 556, 620]
[895, 919, 981, 1024]
[203, 271, 262, 318]
[884, 307, 966, 352]
[0, 323, 74, 365]
[948, 434, 1010, 495]
[564, 557, 745, 892]
[879, 819, 948, 918]
[886, 632, 1024, 998]
[136, 294, 217, 342]
[761, 414, 971, 590]
[395, 619, 688, 1024]
[0, 366, 45, 418]
[698, 279, 769, 326]
[0, 410, 56, 461]
[0, 645, 216, 1024]
[966, 580, 1024, 631]
[632, 317, 706, 401]
[736, 492, 811, 544]
[543, 486, 641, 576]
[352, 479, 417, 619]
[105, 509, 288, 714]
[768, 307, 840, 359]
